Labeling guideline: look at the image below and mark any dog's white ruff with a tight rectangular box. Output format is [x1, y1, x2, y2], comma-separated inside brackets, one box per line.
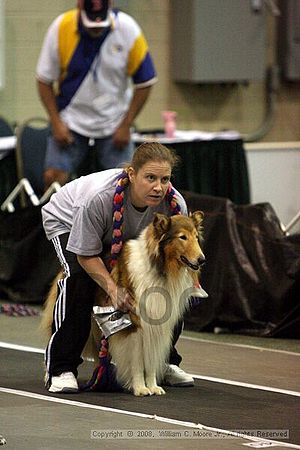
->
[108, 228, 193, 396]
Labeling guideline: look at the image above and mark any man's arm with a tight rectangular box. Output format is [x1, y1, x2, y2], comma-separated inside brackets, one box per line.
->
[37, 79, 74, 147]
[113, 85, 152, 148]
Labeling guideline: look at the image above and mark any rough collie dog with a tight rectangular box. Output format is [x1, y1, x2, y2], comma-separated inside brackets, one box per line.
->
[42, 211, 205, 396]
[93, 211, 205, 396]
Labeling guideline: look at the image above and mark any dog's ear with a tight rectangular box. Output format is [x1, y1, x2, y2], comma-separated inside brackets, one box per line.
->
[190, 210, 204, 231]
[153, 213, 171, 239]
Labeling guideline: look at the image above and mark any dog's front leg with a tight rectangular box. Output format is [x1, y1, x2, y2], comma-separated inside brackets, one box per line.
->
[131, 332, 152, 396]
[145, 372, 165, 396]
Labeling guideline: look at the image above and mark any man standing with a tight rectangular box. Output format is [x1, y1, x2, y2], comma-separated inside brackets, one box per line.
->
[36, 0, 157, 189]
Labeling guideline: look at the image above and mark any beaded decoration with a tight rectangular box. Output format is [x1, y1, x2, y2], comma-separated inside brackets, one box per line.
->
[110, 170, 181, 267]
[81, 338, 122, 392]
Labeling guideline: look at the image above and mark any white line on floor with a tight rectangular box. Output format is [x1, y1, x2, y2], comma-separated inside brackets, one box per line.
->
[191, 374, 300, 397]
[0, 341, 44, 354]
[1, 341, 299, 398]
[0, 387, 299, 449]
[2, 338, 299, 358]
[181, 335, 300, 356]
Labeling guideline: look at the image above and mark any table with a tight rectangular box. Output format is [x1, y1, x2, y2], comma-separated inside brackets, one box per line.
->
[0, 136, 17, 158]
[0, 132, 250, 206]
[171, 139, 250, 204]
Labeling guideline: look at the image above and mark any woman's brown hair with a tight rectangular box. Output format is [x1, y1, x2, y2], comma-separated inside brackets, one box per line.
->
[127, 142, 180, 172]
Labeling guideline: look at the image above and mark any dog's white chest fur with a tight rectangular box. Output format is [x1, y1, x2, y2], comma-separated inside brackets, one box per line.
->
[126, 232, 192, 326]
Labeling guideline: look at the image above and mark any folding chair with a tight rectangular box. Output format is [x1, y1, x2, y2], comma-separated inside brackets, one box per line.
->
[1, 117, 61, 212]
[15, 117, 50, 197]
[0, 116, 14, 137]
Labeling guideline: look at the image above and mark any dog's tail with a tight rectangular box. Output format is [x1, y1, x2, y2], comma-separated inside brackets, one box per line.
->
[39, 271, 63, 336]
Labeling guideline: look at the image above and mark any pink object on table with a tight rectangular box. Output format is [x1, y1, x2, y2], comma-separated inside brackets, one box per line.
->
[162, 111, 177, 138]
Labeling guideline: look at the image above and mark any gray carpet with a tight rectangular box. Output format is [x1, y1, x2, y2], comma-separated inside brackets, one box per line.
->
[1, 348, 299, 445]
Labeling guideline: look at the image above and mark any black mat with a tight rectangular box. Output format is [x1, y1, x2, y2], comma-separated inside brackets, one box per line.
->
[1, 349, 299, 445]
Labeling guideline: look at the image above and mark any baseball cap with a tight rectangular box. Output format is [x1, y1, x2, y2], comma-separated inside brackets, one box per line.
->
[79, 0, 111, 28]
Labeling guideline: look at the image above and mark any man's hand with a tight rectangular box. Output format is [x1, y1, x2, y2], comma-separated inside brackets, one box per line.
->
[112, 124, 130, 149]
[52, 120, 74, 147]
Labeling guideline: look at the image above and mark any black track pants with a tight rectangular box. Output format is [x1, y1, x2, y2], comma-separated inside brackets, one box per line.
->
[45, 234, 97, 380]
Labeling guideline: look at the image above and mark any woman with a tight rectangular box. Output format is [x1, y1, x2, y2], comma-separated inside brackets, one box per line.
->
[42, 141, 195, 393]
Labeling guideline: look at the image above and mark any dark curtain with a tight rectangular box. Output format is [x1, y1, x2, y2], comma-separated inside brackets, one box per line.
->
[183, 191, 300, 338]
[0, 153, 18, 205]
[171, 139, 250, 204]
[0, 206, 60, 303]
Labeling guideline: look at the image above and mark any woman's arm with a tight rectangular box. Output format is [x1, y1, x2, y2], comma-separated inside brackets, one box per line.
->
[77, 254, 134, 312]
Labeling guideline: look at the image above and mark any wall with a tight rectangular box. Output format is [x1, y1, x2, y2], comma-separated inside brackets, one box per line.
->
[0, 1, 299, 232]
[0, 0, 300, 142]
[121, 0, 300, 142]
[245, 143, 300, 233]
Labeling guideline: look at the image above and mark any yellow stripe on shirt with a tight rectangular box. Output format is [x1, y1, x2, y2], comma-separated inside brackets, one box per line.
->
[58, 9, 80, 82]
[127, 33, 148, 76]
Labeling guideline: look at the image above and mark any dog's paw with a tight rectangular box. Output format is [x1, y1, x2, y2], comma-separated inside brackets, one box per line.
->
[133, 386, 152, 396]
[148, 385, 166, 396]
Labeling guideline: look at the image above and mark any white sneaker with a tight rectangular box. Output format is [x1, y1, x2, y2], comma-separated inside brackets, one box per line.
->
[163, 364, 194, 387]
[48, 372, 79, 393]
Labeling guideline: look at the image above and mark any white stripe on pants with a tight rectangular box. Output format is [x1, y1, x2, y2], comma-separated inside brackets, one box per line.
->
[45, 235, 70, 384]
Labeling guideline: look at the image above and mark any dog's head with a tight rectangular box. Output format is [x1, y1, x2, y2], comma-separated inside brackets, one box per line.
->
[149, 211, 205, 275]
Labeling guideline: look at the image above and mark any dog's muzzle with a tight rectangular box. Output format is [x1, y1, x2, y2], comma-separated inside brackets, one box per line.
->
[180, 255, 206, 271]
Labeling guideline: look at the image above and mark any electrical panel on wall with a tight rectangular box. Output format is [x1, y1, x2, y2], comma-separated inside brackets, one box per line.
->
[171, 0, 267, 83]
[278, 0, 300, 81]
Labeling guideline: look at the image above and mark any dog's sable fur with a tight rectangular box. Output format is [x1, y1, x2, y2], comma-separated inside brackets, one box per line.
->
[95, 211, 205, 396]
[42, 211, 205, 397]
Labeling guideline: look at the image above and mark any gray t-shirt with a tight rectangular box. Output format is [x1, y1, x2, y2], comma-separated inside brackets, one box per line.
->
[42, 169, 187, 257]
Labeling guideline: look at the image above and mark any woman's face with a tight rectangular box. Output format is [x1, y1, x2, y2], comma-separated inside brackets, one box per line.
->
[128, 160, 172, 208]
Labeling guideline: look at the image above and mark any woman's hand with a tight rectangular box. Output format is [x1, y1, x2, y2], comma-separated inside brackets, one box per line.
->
[76, 255, 135, 313]
[110, 286, 135, 313]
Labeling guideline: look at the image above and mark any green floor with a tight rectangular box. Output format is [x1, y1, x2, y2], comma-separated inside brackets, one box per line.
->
[182, 329, 300, 354]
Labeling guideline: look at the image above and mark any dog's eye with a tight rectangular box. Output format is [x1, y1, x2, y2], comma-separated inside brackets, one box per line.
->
[179, 235, 187, 240]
